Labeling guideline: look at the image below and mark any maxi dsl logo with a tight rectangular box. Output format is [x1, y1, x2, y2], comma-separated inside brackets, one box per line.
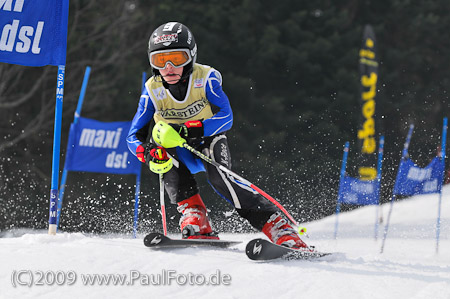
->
[0, 1, 44, 55]
[78, 127, 129, 170]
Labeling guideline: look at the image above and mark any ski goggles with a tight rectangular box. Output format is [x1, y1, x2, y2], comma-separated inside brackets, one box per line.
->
[149, 49, 192, 70]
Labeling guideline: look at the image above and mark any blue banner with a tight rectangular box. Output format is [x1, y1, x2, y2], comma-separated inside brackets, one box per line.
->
[65, 117, 141, 175]
[0, 0, 69, 66]
[393, 157, 444, 196]
[338, 176, 379, 205]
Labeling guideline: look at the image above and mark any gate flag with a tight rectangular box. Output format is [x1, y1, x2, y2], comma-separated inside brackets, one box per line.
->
[338, 136, 384, 206]
[380, 119, 447, 254]
[338, 177, 379, 205]
[65, 117, 141, 175]
[0, 0, 69, 66]
[393, 119, 447, 197]
[393, 156, 444, 196]
[334, 137, 384, 239]
[1, 0, 70, 235]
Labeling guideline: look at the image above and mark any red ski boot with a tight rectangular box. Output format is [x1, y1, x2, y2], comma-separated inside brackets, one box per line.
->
[177, 194, 219, 240]
[262, 212, 310, 250]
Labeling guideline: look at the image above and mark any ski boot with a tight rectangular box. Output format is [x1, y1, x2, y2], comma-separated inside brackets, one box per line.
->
[262, 212, 310, 250]
[177, 194, 219, 240]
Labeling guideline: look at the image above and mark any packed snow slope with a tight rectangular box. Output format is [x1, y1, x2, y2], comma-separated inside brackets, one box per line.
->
[1, 186, 449, 299]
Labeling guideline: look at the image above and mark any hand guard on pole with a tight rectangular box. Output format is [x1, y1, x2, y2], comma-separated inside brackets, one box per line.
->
[153, 121, 188, 148]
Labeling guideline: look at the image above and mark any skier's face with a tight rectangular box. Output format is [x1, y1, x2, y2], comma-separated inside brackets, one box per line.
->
[160, 63, 183, 84]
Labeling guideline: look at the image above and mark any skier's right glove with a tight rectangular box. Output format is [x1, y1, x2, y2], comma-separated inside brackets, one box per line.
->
[136, 145, 146, 163]
[146, 144, 173, 174]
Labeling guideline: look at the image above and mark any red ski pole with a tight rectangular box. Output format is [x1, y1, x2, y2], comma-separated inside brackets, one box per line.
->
[159, 174, 167, 236]
[151, 121, 299, 227]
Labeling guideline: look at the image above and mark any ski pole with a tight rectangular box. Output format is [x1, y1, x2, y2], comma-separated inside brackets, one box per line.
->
[153, 121, 299, 227]
[159, 174, 168, 236]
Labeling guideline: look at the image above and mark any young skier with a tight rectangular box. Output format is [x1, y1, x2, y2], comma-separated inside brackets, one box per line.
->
[127, 22, 309, 249]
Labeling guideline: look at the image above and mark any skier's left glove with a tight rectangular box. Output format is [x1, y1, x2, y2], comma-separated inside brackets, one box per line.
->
[146, 144, 173, 174]
[169, 120, 204, 139]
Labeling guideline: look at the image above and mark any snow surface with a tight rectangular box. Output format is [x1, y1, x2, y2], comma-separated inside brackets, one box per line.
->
[1, 187, 449, 299]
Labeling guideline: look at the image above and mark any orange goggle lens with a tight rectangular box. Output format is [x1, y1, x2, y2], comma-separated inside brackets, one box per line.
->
[150, 51, 191, 69]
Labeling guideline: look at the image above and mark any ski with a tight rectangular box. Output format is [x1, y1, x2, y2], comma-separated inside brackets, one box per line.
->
[246, 238, 332, 261]
[143, 232, 241, 249]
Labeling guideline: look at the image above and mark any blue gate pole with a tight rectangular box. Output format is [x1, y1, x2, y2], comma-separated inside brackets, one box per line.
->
[436, 117, 447, 254]
[334, 141, 349, 239]
[48, 65, 66, 235]
[57, 66, 91, 229]
[380, 124, 414, 253]
[133, 171, 142, 238]
[141, 71, 147, 92]
[374, 136, 385, 240]
[131, 71, 146, 238]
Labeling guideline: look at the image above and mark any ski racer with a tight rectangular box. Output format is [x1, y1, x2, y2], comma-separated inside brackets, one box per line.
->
[127, 22, 309, 249]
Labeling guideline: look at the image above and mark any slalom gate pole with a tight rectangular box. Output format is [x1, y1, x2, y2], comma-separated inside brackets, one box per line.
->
[141, 71, 147, 91]
[436, 117, 447, 254]
[380, 124, 414, 253]
[132, 71, 147, 238]
[57, 66, 91, 229]
[374, 136, 385, 240]
[182, 143, 299, 227]
[56, 169, 69, 229]
[334, 141, 349, 239]
[48, 65, 66, 235]
[159, 174, 168, 236]
[133, 171, 141, 238]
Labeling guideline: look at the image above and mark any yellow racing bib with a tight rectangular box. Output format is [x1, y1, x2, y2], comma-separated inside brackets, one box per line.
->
[146, 63, 215, 125]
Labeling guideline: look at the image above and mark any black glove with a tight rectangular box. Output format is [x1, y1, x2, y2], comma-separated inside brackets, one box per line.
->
[169, 120, 204, 139]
